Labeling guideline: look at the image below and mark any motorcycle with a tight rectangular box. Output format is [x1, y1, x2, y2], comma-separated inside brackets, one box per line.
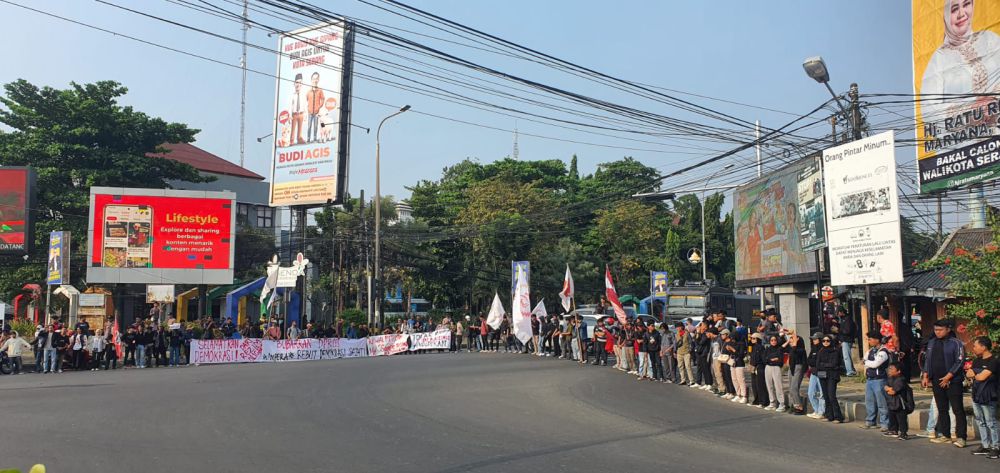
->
[0, 351, 13, 375]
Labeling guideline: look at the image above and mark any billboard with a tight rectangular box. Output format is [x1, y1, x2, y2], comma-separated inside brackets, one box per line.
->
[146, 285, 176, 303]
[47, 231, 71, 286]
[269, 21, 355, 207]
[913, 0, 1000, 193]
[797, 154, 827, 252]
[822, 132, 904, 285]
[734, 158, 818, 287]
[87, 187, 236, 285]
[0, 167, 35, 254]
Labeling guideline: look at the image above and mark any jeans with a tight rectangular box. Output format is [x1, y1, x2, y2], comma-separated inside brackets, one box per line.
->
[864, 378, 890, 427]
[73, 349, 86, 370]
[807, 373, 825, 416]
[34, 348, 43, 371]
[11, 356, 22, 374]
[841, 341, 856, 375]
[764, 365, 784, 409]
[43, 348, 57, 373]
[636, 352, 650, 378]
[649, 352, 664, 380]
[820, 377, 844, 421]
[973, 402, 999, 449]
[788, 365, 805, 409]
[169, 346, 181, 366]
[662, 352, 676, 382]
[571, 338, 581, 361]
[678, 353, 694, 384]
[136, 344, 146, 368]
[307, 113, 319, 142]
[932, 378, 967, 439]
[926, 401, 957, 436]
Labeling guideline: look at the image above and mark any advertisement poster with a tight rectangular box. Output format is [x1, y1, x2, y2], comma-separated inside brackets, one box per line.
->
[146, 285, 176, 303]
[822, 131, 904, 285]
[734, 158, 818, 287]
[87, 188, 236, 284]
[47, 231, 70, 285]
[651, 271, 669, 299]
[913, 0, 1000, 193]
[797, 154, 827, 252]
[0, 167, 35, 254]
[269, 21, 354, 206]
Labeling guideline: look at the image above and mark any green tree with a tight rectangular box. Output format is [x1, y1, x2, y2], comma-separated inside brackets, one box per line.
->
[930, 219, 1000, 341]
[0, 79, 207, 300]
[587, 200, 662, 294]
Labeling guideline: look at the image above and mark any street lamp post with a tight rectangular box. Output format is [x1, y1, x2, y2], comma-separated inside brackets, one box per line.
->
[374, 105, 410, 329]
[701, 164, 734, 281]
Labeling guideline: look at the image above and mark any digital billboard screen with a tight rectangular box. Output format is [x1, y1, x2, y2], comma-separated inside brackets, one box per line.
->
[87, 187, 236, 284]
[0, 167, 35, 254]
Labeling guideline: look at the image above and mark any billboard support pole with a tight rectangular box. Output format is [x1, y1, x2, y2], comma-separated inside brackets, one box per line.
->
[45, 284, 52, 326]
[814, 250, 823, 325]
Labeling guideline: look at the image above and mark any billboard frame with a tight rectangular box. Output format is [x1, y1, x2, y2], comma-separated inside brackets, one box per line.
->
[86, 187, 236, 285]
[0, 166, 36, 255]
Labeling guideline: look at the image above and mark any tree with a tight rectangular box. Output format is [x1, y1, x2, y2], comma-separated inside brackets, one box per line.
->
[587, 200, 662, 294]
[930, 219, 1000, 341]
[0, 79, 207, 301]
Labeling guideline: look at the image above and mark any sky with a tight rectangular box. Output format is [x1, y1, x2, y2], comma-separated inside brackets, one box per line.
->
[2, 0, 958, 231]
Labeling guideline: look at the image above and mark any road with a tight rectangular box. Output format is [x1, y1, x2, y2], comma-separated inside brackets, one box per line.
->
[2, 352, 985, 472]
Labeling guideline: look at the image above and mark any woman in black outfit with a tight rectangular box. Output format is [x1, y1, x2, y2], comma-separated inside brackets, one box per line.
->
[815, 335, 846, 423]
[749, 333, 769, 408]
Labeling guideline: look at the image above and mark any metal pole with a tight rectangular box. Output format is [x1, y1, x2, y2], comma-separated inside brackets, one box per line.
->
[936, 193, 943, 244]
[701, 190, 707, 281]
[239, 0, 248, 168]
[814, 250, 823, 324]
[755, 120, 762, 178]
[374, 106, 409, 329]
[45, 284, 52, 326]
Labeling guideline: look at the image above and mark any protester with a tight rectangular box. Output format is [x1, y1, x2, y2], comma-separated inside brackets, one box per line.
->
[806, 332, 825, 419]
[861, 331, 891, 431]
[837, 307, 858, 376]
[102, 329, 119, 370]
[816, 335, 845, 423]
[884, 362, 913, 440]
[676, 323, 694, 386]
[593, 320, 609, 366]
[966, 336, 999, 457]
[725, 328, 748, 403]
[783, 330, 807, 415]
[922, 319, 967, 448]
[286, 321, 301, 340]
[635, 321, 650, 379]
[169, 325, 184, 367]
[1, 331, 32, 374]
[89, 329, 107, 370]
[123, 327, 137, 367]
[646, 323, 663, 381]
[660, 324, 676, 384]
[763, 335, 786, 412]
[70, 328, 88, 371]
[749, 333, 769, 408]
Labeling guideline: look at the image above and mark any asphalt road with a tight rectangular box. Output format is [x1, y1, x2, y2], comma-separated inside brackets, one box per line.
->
[2, 352, 988, 472]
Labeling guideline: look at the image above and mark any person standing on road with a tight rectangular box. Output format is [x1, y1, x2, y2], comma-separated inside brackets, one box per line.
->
[763, 335, 786, 412]
[836, 307, 858, 376]
[676, 323, 694, 386]
[38, 325, 58, 374]
[55, 327, 69, 373]
[784, 330, 807, 415]
[139, 325, 152, 369]
[31, 324, 44, 372]
[816, 335, 845, 423]
[727, 327, 748, 403]
[168, 326, 184, 367]
[861, 331, 891, 431]
[635, 321, 650, 380]
[70, 328, 88, 371]
[621, 321, 637, 374]
[466, 316, 478, 353]
[103, 329, 119, 370]
[708, 328, 725, 395]
[592, 320, 609, 366]
[576, 315, 589, 365]
[287, 321, 301, 341]
[884, 361, 912, 440]
[718, 329, 736, 399]
[89, 329, 106, 370]
[922, 319, 967, 448]
[748, 333, 769, 407]
[806, 333, 826, 419]
[530, 314, 541, 356]
[966, 336, 999, 457]
[1, 331, 32, 374]
[660, 324, 676, 383]
[122, 327, 137, 367]
[646, 323, 663, 381]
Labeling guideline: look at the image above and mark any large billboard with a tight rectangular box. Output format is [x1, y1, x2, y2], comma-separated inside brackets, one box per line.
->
[87, 187, 236, 284]
[913, 0, 1000, 193]
[734, 158, 818, 287]
[822, 132, 904, 285]
[797, 154, 827, 252]
[0, 167, 36, 254]
[269, 21, 355, 207]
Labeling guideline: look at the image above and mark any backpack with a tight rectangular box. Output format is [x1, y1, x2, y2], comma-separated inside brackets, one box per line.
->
[900, 384, 915, 415]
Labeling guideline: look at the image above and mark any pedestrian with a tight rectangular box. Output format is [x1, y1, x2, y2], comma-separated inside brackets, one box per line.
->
[806, 332, 826, 419]
[122, 327, 137, 367]
[38, 325, 60, 374]
[726, 327, 748, 403]
[55, 328, 69, 373]
[660, 324, 676, 383]
[966, 336, 999, 457]
[530, 314, 541, 356]
[816, 335, 845, 423]
[749, 333, 769, 407]
[576, 315, 589, 365]
[466, 316, 478, 353]
[676, 323, 695, 386]
[154, 325, 169, 366]
[31, 324, 44, 372]
[1, 331, 32, 374]
[646, 323, 663, 381]
[784, 330, 808, 415]
[696, 323, 714, 389]
[139, 325, 153, 369]
[621, 321, 637, 373]
[570, 317, 582, 362]
[922, 319, 967, 448]
[479, 315, 489, 353]
[763, 334, 786, 412]
[70, 328, 88, 371]
[708, 328, 725, 395]
[718, 329, 737, 399]
[884, 361, 913, 440]
[90, 329, 108, 370]
[836, 307, 858, 376]
[168, 325, 184, 367]
[102, 329, 118, 370]
[287, 321, 301, 340]
[592, 320, 609, 366]
[861, 331, 891, 431]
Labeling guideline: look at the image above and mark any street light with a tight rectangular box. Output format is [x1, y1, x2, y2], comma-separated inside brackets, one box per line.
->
[374, 105, 410, 329]
[802, 56, 858, 139]
[701, 164, 734, 281]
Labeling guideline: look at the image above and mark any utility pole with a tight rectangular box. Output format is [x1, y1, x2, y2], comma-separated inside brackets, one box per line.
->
[239, 0, 249, 168]
[936, 193, 943, 244]
[848, 83, 863, 141]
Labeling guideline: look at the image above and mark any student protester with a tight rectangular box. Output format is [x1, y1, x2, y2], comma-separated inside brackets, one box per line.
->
[676, 323, 695, 386]
[922, 319, 967, 448]
[479, 315, 490, 353]
[884, 361, 913, 440]
[966, 336, 999, 457]
[635, 321, 650, 380]
[70, 328, 88, 371]
[784, 330, 807, 415]
[530, 314, 541, 356]
[122, 327, 137, 367]
[89, 329, 107, 371]
[806, 332, 826, 419]
[861, 331, 891, 431]
[1, 331, 32, 374]
[102, 329, 119, 370]
[32, 324, 44, 372]
[718, 329, 736, 399]
[709, 328, 725, 395]
[55, 327, 69, 373]
[576, 316, 589, 365]
[169, 326, 184, 367]
[695, 323, 714, 389]
[592, 320, 609, 366]
[726, 327, 749, 403]
[621, 321, 637, 374]
[815, 335, 845, 423]
[286, 321, 301, 341]
[749, 333, 769, 407]
[38, 325, 61, 374]
[660, 324, 676, 383]
[763, 334, 787, 412]
[836, 307, 858, 376]
[646, 323, 663, 381]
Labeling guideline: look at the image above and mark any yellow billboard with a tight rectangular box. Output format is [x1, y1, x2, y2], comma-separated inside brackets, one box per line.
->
[913, 0, 1000, 193]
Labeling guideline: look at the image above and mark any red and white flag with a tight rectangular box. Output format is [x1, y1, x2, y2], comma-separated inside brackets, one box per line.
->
[605, 265, 628, 325]
[559, 264, 574, 312]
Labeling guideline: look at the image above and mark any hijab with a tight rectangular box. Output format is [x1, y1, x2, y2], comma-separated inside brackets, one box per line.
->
[944, 0, 974, 48]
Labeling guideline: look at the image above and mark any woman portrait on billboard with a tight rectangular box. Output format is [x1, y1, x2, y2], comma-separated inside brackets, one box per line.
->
[920, 0, 1000, 137]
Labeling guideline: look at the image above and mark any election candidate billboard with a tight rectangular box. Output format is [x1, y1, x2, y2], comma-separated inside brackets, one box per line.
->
[0, 166, 36, 254]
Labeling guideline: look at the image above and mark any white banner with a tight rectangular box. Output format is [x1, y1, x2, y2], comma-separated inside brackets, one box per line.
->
[822, 131, 904, 285]
[189, 338, 368, 364]
[366, 334, 410, 357]
[409, 329, 451, 351]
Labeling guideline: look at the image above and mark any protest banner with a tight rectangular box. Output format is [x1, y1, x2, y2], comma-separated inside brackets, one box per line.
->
[367, 334, 410, 356]
[409, 328, 451, 351]
[190, 338, 370, 364]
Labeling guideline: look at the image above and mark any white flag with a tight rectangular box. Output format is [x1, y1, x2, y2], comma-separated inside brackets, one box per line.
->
[486, 292, 505, 330]
[531, 299, 548, 320]
[559, 264, 574, 312]
[511, 264, 533, 344]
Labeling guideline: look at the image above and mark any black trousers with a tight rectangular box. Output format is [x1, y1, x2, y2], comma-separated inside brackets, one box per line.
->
[123, 346, 135, 366]
[722, 364, 736, 394]
[752, 370, 769, 406]
[73, 349, 86, 370]
[698, 355, 714, 385]
[594, 344, 608, 365]
[888, 409, 908, 434]
[820, 377, 844, 421]
[932, 378, 967, 439]
[649, 352, 664, 380]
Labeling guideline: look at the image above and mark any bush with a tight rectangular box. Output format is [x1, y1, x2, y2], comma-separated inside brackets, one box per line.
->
[340, 308, 365, 326]
[8, 319, 39, 339]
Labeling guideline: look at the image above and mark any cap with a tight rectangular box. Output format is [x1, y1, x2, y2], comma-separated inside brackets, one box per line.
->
[811, 332, 824, 340]
[751, 333, 763, 341]
[720, 329, 731, 336]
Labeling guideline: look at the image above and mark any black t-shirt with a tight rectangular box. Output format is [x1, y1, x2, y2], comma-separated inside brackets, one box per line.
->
[972, 356, 999, 404]
[930, 340, 947, 380]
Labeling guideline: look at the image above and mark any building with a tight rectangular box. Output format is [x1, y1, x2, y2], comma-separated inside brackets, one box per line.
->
[393, 201, 413, 225]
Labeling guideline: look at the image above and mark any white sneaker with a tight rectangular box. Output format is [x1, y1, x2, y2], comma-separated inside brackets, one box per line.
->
[724, 394, 734, 400]
[775, 407, 786, 413]
[730, 396, 740, 402]
[688, 383, 698, 388]
[764, 406, 775, 411]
